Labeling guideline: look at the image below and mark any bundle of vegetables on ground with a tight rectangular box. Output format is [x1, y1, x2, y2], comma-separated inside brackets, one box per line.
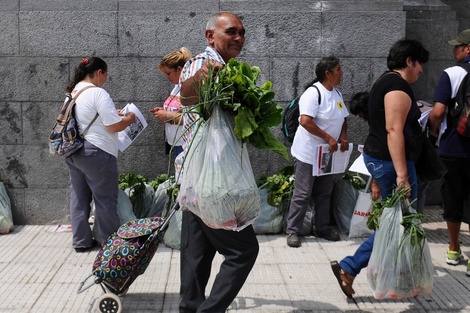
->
[257, 165, 295, 209]
[179, 59, 287, 231]
[366, 186, 433, 299]
[118, 173, 176, 218]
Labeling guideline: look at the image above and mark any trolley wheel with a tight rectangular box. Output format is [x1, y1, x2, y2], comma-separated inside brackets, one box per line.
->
[94, 293, 122, 313]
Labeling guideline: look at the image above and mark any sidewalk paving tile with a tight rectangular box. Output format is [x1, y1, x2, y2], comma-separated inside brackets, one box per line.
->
[0, 206, 469, 312]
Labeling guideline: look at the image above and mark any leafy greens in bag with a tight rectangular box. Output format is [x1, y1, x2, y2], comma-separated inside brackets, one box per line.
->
[195, 59, 288, 159]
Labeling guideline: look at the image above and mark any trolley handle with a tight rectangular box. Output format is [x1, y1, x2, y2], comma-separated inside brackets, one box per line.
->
[157, 201, 180, 239]
[77, 274, 101, 294]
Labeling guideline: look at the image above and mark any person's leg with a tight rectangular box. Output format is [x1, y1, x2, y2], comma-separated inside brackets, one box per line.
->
[179, 211, 216, 313]
[335, 154, 418, 276]
[72, 141, 120, 245]
[333, 232, 376, 297]
[197, 222, 259, 313]
[286, 158, 315, 235]
[441, 158, 466, 263]
[66, 157, 93, 248]
[339, 232, 376, 276]
[447, 221, 462, 252]
[84, 153, 120, 244]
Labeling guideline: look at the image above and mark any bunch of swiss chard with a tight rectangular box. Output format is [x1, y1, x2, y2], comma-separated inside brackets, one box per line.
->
[367, 185, 428, 249]
[194, 58, 288, 159]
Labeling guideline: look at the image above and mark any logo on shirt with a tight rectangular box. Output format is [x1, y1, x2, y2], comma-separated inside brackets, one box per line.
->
[337, 101, 344, 109]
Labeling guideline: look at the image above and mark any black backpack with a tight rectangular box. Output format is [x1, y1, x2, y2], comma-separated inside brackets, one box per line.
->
[282, 85, 320, 142]
[449, 62, 470, 137]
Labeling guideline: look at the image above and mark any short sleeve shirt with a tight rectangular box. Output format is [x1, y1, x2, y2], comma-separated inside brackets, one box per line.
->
[73, 82, 122, 157]
[364, 71, 422, 161]
[291, 81, 349, 165]
[163, 85, 183, 146]
[433, 58, 470, 158]
[174, 46, 225, 177]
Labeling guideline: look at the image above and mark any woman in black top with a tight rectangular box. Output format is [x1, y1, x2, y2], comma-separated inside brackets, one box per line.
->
[331, 39, 429, 298]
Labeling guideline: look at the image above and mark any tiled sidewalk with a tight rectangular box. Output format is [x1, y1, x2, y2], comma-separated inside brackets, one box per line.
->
[1, 206, 469, 313]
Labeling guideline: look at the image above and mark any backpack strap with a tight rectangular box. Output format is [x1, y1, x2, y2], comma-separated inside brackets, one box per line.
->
[69, 85, 99, 137]
[69, 85, 96, 101]
[310, 84, 341, 106]
[82, 113, 99, 137]
[370, 71, 401, 92]
[450, 62, 470, 118]
[311, 85, 321, 105]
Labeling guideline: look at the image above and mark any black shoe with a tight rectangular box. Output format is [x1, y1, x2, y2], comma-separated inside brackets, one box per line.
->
[286, 234, 301, 247]
[74, 240, 100, 253]
[316, 229, 340, 242]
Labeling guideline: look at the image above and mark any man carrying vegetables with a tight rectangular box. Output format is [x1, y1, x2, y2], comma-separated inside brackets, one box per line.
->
[175, 12, 259, 313]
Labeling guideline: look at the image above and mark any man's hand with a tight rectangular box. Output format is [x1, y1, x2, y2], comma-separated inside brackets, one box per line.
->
[370, 179, 381, 200]
[180, 59, 224, 106]
[198, 59, 224, 79]
[339, 137, 349, 152]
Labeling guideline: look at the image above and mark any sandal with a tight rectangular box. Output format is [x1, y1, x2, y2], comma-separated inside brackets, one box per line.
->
[330, 260, 355, 298]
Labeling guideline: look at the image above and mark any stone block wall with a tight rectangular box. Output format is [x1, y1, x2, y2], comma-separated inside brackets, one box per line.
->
[0, 0, 459, 224]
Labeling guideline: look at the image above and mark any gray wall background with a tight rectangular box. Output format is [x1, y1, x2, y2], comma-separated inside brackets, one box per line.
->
[0, 0, 467, 224]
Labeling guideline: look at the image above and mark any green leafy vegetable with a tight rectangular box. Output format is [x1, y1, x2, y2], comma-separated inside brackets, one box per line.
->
[258, 165, 295, 207]
[195, 58, 288, 159]
[367, 186, 412, 231]
[119, 173, 178, 218]
[367, 185, 428, 249]
[118, 173, 148, 218]
[400, 212, 428, 248]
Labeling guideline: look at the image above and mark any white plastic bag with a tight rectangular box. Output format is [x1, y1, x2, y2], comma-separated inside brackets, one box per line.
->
[0, 182, 13, 234]
[348, 191, 374, 238]
[179, 106, 261, 231]
[367, 202, 433, 299]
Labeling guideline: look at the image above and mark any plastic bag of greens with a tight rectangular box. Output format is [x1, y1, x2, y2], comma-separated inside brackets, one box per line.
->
[179, 106, 261, 231]
[147, 179, 173, 218]
[331, 177, 359, 236]
[162, 207, 182, 249]
[367, 191, 433, 299]
[253, 184, 284, 234]
[0, 182, 13, 234]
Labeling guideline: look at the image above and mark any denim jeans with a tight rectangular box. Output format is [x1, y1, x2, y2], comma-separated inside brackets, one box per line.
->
[339, 152, 418, 276]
